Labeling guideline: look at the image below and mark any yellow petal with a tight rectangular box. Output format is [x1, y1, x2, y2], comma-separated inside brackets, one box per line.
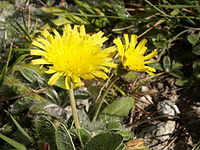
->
[146, 66, 156, 72]
[144, 51, 158, 60]
[129, 34, 137, 49]
[135, 39, 147, 54]
[63, 24, 72, 36]
[80, 25, 86, 36]
[81, 74, 95, 80]
[41, 29, 51, 38]
[140, 46, 147, 55]
[124, 34, 129, 50]
[65, 76, 71, 89]
[45, 68, 56, 74]
[32, 59, 50, 65]
[144, 60, 156, 64]
[92, 71, 108, 79]
[30, 49, 46, 56]
[36, 37, 50, 47]
[48, 72, 63, 85]
[52, 29, 61, 38]
[94, 31, 104, 39]
[124, 35, 138, 57]
[32, 40, 46, 50]
[72, 75, 81, 85]
[99, 66, 109, 72]
[114, 37, 124, 57]
[146, 71, 155, 75]
[41, 30, 53, 42]
[101, 61, 117, 68]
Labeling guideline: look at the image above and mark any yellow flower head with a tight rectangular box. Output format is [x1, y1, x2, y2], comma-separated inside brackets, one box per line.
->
[114, 34, 157, 75]
[30, 24, 116, 89]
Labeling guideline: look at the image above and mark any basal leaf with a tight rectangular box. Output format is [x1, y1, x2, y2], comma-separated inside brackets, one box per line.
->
[55, 123, 75, 150]
[187, 34, 199, 45]
[35, 116, 56, 149]
[163, 56, 171, 72]
[193, 42, 200, 56]
[0, 133, 26, 150]
[84, 132, 123, 150]
[10, 114, 33, 143]
[100, 97, 135, 119]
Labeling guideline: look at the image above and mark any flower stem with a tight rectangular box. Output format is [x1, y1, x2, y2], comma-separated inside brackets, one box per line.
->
[92, 76, 119, 122]
[69, 82, 81, 129]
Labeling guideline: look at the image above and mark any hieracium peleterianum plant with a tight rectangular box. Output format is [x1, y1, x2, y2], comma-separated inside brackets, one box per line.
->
[30, 24, 157, 129]
[30, 24, 116, 129]
[92, 34, 158, 121]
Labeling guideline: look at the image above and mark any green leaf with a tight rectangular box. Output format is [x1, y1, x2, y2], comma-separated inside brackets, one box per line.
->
[74, 0, 96, 14]
[78, 109, 90, 128]
[84, 132, 123, 150]
[10, 98, 33, 114]
[79, 129, 92, 145]
[193, 60, 200, 78]
[105, 121, 122, 131]
[55, 123, 75, 150]
[193, 42, 200, 56]
[74, 88, 91, 100]
[158, 5, 197, 9]
[148, 62, 164, 71]
[0, 133, 27, 150]
[35, 116, 56, 149]
[46, 0, 56, 6]
[171, 61, 183, 70]
[9, 114, 33, 143]
[9, 54, 29, 74]
[169, 70, 183, 78]
[117, 130, 132, 141]
[19, 68, 39, 83]
[0, 42, 13, 85]
[100, 97, 135, 120]
[78, 109, 105, 131]
[175, 79, 190, 86]
[122, 71, 138, 82]
[187, 34, 199, 45]
[0, 1, 13, 8]
[55, 77, 65, 89]
[52, 18, 72, 27]
[163, 56, 171, 72]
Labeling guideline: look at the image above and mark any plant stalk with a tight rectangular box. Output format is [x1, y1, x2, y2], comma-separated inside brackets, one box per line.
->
[92, 76, 119, 122]
[69, 82, 81, 129]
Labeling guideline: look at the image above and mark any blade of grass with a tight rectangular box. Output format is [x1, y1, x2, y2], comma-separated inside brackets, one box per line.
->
[9, 54, 29, 75]
[144, 0, 172, 18]
[21, 11, 28, 31]
[42, 7, 136, 20]
[14, 19, 32, 41]
[0, 133, 27, 150]
[158, 5, 197, 9]
[10, 113, 34, 143]
[0, 41, 13, 85]
[7, 18, 32, 42]
[131, 72, 166, 94]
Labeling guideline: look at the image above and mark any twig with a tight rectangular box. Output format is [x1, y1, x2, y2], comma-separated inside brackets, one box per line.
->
[112, 25, 135, 32]
[162, 136, 178, 150]
[0, 88, 46, 102]
[128, 114, 179, 127]
[95, 74, 113, 103]
[144, 0, 171, 18]
[138, 19, 165, 38]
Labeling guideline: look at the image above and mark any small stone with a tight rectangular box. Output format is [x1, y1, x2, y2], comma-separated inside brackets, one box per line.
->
[141, 86, 149, 92]
[44, 104, 66, 118]
[157, 100, 180, 118]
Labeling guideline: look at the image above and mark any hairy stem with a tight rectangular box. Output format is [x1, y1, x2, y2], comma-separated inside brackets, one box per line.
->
[69, 83, 81, 129]
[92, 76, 119, 122]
